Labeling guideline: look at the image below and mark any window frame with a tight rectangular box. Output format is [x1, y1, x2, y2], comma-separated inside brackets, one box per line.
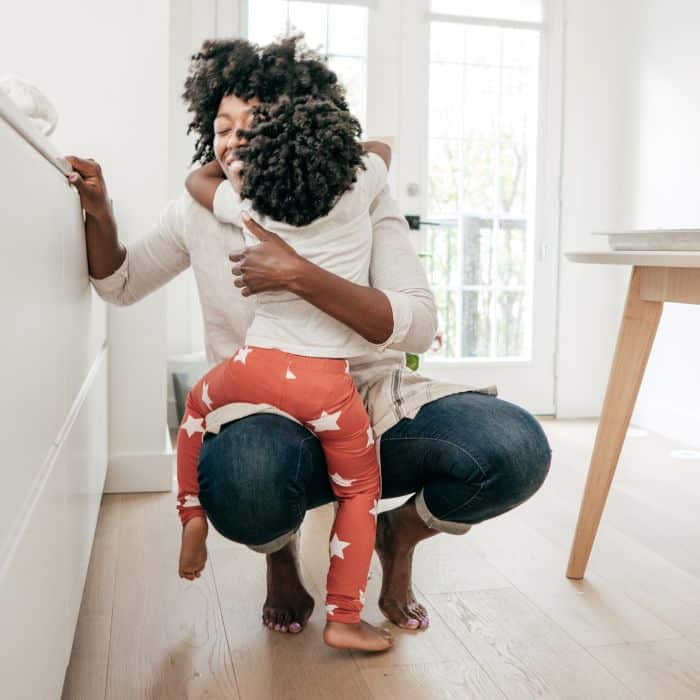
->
[241, 0, 371, 126]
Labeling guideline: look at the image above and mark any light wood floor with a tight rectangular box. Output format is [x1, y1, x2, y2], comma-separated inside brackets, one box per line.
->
[62, 419, 700, 699]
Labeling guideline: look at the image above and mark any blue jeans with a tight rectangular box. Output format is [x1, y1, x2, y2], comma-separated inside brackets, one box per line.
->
[197, 392, 552, 552]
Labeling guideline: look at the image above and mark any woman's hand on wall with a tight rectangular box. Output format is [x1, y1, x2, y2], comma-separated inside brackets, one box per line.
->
[229, 212, 306, 296]
[65, 156, 111, 219]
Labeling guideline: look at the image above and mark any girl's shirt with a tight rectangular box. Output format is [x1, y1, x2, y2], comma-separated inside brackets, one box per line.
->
[212, 152, 387, 358]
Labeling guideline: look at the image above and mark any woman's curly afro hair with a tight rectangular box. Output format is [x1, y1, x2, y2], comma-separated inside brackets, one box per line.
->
[182, 34, 364, 227]
[182, 34, 350, 165]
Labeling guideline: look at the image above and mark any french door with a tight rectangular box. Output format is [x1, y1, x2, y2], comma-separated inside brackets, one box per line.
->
[390, 0, 563, 414]
[195, 0, 563, 414]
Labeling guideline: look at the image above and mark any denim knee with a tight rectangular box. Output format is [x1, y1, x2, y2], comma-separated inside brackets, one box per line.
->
[433, 394, 552, 516]
[484, 399, 552, 509]
[197, 414, 318, 547]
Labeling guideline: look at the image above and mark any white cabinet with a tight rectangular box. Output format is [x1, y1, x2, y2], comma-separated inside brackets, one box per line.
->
[64, 352, 108, 656]
[0, 94, 109, 698]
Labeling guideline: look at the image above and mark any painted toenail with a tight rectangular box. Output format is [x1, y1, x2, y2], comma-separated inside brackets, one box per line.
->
[290, 622, 302, 633]
[420, 617, 430, 628]
[275, 624, 282, 631]
[407, 618, 419, 627]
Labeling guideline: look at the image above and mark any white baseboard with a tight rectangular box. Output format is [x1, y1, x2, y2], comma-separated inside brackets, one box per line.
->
[103, 450, 174, 493]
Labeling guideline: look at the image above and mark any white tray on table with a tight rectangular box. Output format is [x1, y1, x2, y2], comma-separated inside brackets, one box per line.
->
[593, 228, 700, 251]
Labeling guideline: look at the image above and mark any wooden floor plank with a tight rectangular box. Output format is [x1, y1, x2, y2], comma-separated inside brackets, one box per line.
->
[412, 534, 512, 595]
[518, 484, 700, 638]
[466, 513, 677, 647]
[105, 493, 239, 700]
[431, 589, 636, 699]
[361, 660, 507, 699]
[62, 494, 121, 700]
[589, 638, 700, 699]
[529, 422, 700, 638]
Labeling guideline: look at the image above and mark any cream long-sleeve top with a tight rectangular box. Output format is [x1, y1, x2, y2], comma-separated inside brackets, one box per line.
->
[89, 185, 497, 445]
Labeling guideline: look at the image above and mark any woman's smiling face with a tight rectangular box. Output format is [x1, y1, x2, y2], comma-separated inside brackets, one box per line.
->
[213, 93, 260, 185]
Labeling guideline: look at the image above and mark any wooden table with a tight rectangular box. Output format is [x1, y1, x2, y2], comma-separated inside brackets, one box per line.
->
[564, 250, 700, 579]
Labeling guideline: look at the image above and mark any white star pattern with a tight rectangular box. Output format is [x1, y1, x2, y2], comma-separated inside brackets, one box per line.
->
[234, 346, 252, 364]
[366, 425, 375, 447]
[329, 533, 350, 559]
[180, 494, 201, 507]
[359, 588, 366, 605]
[330, 472, 355, 488]
[369, 500, 378, 519]
[201, 382, 213, 410]
[180, 414, 205, 438]
[309, 409, 341, 432]
[285, 366, 296, 380]
[345, 360, 350, 374]
[325, 604, 338, 616]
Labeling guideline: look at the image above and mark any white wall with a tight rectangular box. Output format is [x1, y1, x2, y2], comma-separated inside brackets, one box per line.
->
[167, 0, 244, 366]
[619, 0, 700, 446]
[555, 0, 640, 418]
[557, 0, 700, 448]
[0, 1, 174, 489]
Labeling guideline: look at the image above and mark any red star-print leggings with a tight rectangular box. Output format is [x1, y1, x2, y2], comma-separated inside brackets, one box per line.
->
[177, 345, 380, 624]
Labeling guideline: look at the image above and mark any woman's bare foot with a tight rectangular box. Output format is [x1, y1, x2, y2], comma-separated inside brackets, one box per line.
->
[375, 498, 438, 630]
[323, 620, 393, 652]
[263, 533, 315, 634]
[179, 517, 209, 580]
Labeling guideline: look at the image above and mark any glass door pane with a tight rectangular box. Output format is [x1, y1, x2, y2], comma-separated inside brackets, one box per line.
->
[426, 20, 540, 360]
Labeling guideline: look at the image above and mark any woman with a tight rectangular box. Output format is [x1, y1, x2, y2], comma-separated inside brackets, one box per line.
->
[66, 36, 551, 635]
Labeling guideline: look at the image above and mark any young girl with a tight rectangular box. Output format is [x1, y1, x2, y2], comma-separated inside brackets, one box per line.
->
[176, 88, 394, 652]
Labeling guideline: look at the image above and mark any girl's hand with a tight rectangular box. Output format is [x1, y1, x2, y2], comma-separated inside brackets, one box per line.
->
[229, 213, 306, 295]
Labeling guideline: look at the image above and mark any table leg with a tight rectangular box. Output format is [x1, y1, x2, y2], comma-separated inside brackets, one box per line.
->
[566, 266, 663, 579]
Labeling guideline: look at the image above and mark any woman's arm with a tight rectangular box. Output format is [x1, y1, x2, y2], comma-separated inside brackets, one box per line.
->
[66, 156, 126, 278]
[66, 155, 191, 306]
[231, 213, 394, 344]
[366, 187, 438, 353]
[291, 255, 395, 346]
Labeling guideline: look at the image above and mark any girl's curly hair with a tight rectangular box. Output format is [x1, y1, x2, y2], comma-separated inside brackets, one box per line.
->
[182, 34, 350, 164]
[236, 95, 364, 226]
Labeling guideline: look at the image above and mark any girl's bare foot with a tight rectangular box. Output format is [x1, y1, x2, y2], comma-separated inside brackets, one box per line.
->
[179, 517, 208, 580]
[323, 620, 393, 652]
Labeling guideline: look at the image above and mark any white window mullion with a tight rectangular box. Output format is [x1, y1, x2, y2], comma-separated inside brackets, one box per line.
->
[289, 0, 376, 6]
[490, 29, 506, 359]
[456, 51, 466, 358]
[429, 13, 543, 31]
